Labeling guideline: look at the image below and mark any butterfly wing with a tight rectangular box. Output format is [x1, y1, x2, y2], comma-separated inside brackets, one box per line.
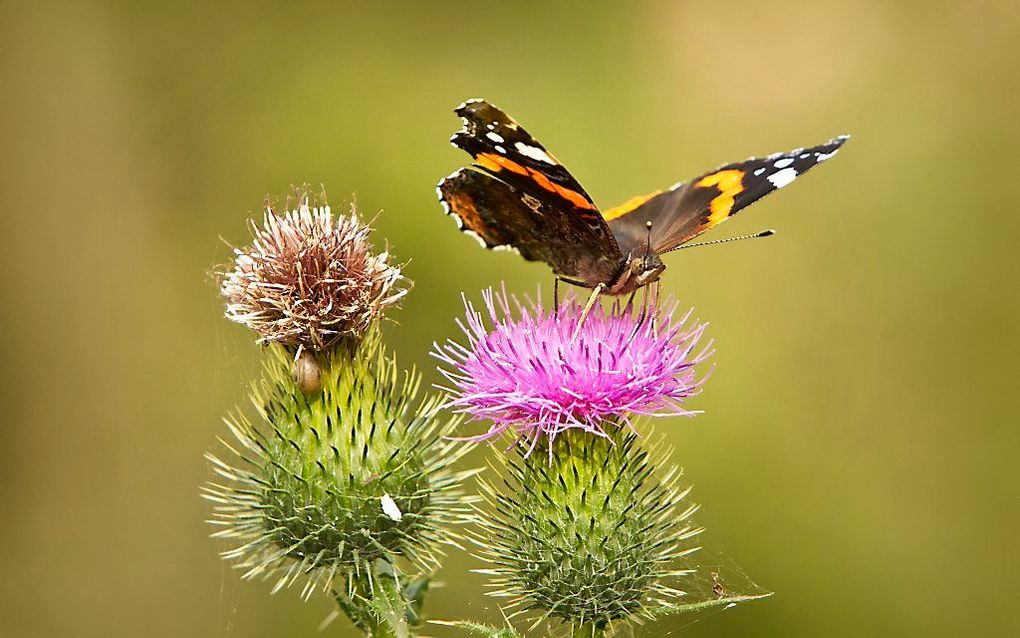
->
[443, 99, 623, 287]
[607, 136, 849, 256]
[438, 168, 622, 287]
[450, 99, 616, 238]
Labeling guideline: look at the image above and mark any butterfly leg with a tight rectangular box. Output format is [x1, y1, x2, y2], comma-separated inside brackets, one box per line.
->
[651, 280, 664, 337]
[624, 289, 637, 313]
[633, 282, 657, 335]
[571, 282, 606, 341]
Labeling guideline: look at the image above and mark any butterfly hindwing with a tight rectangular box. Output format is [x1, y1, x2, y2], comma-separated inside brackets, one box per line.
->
[437, 168, 622, 287]
[607, 136, 849, 256]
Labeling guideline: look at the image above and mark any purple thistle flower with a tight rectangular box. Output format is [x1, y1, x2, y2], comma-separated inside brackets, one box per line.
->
[432, 287, 713, 451]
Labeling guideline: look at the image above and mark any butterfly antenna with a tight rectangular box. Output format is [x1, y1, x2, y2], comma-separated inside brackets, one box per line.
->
[677, 229, 775, 250]
[645, 220, 654, 254]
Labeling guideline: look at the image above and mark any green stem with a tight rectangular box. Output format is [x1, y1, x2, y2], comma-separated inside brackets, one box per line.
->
[362, 609, 400, 638]
[333, 570, 408, 638]
[373, 572, 407, 638]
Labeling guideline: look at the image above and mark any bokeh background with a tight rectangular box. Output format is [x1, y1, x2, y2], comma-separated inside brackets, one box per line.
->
[2, 2, 1017, 637]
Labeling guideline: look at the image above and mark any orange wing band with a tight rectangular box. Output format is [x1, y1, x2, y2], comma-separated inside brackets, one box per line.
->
[602, 190, 664, 221]
[477, 153, 595, 211]
[696, 169, 745, 225]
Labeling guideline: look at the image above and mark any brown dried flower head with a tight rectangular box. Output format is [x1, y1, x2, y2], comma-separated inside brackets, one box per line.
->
[221, 190, 407, 350]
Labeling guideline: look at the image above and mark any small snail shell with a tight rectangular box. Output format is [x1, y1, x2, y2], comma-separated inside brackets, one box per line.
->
[292, 350, 323, 394]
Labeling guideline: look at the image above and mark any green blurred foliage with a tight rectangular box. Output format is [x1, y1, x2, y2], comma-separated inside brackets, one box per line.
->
[1, 1, 1016, 637]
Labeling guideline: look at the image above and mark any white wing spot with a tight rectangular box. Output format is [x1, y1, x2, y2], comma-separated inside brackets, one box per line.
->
[486, 131, 505, 143]
[514, 142, 556, 164]
[493, 244, 521, 255]
[816, 150, 839, 162]
[800, 153, 810, 159]
[494, 145, 506, 154]
[753, 167, 767, 176]
[767, 167, 799, 189]
[774, 157, 795, 169]
[381, 494, 402, 521]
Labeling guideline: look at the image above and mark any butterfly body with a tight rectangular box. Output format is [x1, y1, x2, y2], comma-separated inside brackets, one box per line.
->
[438, 99, 848, 295]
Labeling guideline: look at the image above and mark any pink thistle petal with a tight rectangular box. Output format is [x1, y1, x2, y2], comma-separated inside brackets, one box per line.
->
[432, 287, 713, 451]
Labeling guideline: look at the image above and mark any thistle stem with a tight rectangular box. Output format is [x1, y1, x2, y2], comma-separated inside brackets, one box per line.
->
[362, 612, 400, 638]
[367, 573, 406, 638]
[333, 570, 408, 638]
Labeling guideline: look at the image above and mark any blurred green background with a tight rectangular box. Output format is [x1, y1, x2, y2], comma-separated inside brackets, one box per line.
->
[2, 1, 1016, 636]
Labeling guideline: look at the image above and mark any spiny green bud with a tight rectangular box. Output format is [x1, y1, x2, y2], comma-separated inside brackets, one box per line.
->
[204, 330, 476, 600]
[473, 429, 702, 629]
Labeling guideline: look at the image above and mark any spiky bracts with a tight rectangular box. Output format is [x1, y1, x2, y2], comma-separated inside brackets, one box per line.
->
[220, 189, 407, 350]
[473, 429, 703, 630]
[204, 331, 476, 600]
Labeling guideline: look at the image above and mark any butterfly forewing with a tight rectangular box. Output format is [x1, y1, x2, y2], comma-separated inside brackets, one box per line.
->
[451, 99, 606, 222]
[607, 136, 849, 256]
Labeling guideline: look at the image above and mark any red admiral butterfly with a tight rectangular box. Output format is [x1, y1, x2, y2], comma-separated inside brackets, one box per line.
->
[438, 99, 848, 297]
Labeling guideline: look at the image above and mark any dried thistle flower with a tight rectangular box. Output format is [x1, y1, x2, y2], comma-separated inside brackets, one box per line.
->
[432, 287, 713, 452]
[221, 190, 407, 350]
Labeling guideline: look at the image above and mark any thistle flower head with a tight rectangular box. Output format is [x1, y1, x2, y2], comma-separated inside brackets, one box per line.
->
[433, 288, 713, 449]
[220, 189, 407, 350]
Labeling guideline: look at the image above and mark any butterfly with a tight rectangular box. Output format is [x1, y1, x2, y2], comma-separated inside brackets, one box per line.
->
[437, 98, 848, 297]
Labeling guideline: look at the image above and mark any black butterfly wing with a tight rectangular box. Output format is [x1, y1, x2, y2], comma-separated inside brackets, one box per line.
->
[437, 168, 623, 288]
[451, 99, 595, 205]
[607, 136, 849, 256]
[450, 99, 617, 243]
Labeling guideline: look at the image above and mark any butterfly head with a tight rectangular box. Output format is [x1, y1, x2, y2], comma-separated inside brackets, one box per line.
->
[607, 220, 664, 294]
[610, 250, 665, 295]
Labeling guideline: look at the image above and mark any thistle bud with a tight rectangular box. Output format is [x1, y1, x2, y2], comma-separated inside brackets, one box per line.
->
[204, 331, 475, 601]
[474, 430, 703, 630]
